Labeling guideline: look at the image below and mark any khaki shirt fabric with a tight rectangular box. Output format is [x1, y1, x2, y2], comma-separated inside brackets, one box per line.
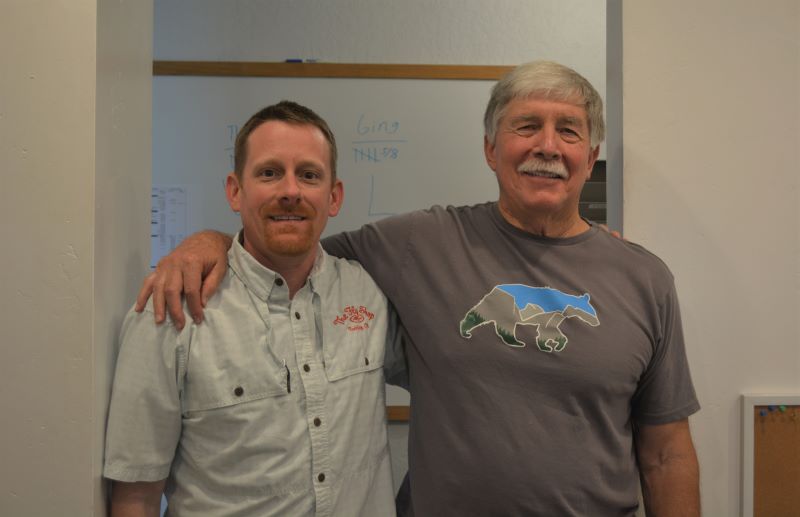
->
[104, 235, 400, 516]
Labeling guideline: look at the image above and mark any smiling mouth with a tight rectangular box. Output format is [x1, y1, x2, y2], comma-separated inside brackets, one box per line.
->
[521, 170, 567, 179]
[269, 215, 307, 221]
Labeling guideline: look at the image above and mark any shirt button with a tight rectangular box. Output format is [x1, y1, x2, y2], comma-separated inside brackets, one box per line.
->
[317, 473, 325, 483]
[303, 364, 310, 373]
[234, 386, 244, 397]
[295, 312, 301, 319]
[275, 278, 284, 286]
[313, 417, 321, 427]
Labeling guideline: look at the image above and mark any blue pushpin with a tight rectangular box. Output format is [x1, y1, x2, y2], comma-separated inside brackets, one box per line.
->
[760, 409, 768, 417]
[768, 405, 777, 412]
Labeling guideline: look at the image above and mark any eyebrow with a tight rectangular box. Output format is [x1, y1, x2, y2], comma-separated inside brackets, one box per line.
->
[508, 114, 586, 127]
[248, 158, 282, 173]
[508, 115, 541, 126]
[557, 116, 585, 128]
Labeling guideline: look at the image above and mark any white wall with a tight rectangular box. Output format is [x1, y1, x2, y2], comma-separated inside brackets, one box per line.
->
[624, 2, 800, 515]
[0, 1, 152, 515]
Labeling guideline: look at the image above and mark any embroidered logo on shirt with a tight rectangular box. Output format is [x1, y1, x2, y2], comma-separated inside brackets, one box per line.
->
[459, 284, 599, 352]
[333, 305, 375, 331]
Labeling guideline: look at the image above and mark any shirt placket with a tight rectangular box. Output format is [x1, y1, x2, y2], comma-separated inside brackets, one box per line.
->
[292, 288, 333, 516]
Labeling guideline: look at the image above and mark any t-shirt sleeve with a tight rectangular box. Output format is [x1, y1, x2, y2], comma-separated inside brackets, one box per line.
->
[322, 211, 418, 300]
[631, 282, 700, 425]
[383, 305, 410, 390]
[103, 305, 185, 482]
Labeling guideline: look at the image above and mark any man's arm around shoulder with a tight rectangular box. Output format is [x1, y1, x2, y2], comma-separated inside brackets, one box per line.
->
[636, 418, 700, 517]
[110, 480, 166, 517]
[136, 230, 232, 328]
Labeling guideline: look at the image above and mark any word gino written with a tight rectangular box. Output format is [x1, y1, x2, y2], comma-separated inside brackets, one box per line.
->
[352, 114, 406, 164]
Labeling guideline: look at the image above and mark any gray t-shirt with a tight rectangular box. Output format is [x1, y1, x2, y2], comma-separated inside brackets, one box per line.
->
[323, 202, 699, 516]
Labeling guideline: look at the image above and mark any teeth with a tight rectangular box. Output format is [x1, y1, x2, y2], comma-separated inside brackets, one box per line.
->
[524, 171, 564, 179]
[271, 215, 304, 221]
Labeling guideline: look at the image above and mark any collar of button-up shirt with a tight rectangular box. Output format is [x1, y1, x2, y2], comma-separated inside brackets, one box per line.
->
[228, 230, 333, 303]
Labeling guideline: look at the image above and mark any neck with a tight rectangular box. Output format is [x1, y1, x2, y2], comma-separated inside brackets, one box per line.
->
[242, 239, 317, 298]
[277, 262, 314, 298]
[498, 203, 589, 238]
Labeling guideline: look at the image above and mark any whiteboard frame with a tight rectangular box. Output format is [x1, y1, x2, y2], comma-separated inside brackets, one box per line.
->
[741, 393, 800, 517]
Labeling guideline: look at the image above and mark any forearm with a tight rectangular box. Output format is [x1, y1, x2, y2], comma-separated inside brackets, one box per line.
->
[321, 231, 359, 261]
[195, 229, 233, 250]
[110, 480, 165, 517]
[639, 443, 700, 516]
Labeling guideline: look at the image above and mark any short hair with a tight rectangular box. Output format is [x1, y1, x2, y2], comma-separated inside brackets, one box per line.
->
[233, 100, 338, 181]
[483, 60, 605, 147]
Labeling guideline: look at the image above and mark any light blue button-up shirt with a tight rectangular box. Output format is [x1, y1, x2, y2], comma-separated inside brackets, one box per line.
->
[104, 234, 401, 516]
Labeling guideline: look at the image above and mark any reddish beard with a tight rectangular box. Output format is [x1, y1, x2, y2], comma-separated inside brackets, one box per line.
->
[257, 203, 317, 257]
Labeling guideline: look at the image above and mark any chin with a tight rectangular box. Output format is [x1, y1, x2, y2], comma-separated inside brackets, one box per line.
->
[270, 240, 314, 257]
[263, 234, 315, 257]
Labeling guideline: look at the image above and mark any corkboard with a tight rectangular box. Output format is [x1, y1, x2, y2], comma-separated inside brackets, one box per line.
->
[742, 395, 800, 517]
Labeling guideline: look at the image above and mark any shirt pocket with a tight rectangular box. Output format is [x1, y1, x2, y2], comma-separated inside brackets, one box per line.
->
[181, 331, 289, 413]
[178, 352, 308, 499]
[322, 307, 387, 382]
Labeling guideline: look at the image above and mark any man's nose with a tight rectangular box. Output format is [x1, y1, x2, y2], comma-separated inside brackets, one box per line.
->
[278, 173, 302, 204]
[532, 126, 561, 161]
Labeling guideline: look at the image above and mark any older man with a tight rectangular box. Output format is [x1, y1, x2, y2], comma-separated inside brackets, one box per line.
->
[105, 101, 402, 516]
[141, 62, 701, 516]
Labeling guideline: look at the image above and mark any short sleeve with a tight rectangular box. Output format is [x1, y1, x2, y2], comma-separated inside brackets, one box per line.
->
[322, 211, 418, 300]
[383, 305, 410, 390]
[631, 284, 700, 425]
[103, 305, 185, 482]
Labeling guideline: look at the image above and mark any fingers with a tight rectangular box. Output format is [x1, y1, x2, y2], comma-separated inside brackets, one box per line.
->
[133, 269, 173, 326]
[150, 268, 168, 325]
[135, 272, 156, 312]
[150, 257, 186, 330]
[200, 260, 227, 308]
[598, 223, 624, 241]
[183, 261, 204, 325]
[136, 231, 231, 329]
[163, 266, 186, 330]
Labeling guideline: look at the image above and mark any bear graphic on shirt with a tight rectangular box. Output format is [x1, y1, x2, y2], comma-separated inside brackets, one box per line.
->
[459, 284, 599, 352]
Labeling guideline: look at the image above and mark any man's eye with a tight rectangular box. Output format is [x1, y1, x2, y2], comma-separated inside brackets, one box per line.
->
[559, 128, 581, 141]
[301, 171, 321, 181]
[258, 169, 277, 178]
[512, 124, 537, 136]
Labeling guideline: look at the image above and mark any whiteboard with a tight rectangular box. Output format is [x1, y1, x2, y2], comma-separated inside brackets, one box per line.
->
[153, 75, 499, 244]
[153, 75, 508, 405]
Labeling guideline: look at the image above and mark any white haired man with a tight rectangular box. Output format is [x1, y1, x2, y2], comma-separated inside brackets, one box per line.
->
[139, 62, 701, 516]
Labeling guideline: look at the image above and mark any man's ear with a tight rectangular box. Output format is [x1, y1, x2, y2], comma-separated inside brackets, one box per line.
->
[225, 172, 242, 212]
[328, 179, 344, 217]
[484, 135, 499, 171]
[586, 145, 600, 179]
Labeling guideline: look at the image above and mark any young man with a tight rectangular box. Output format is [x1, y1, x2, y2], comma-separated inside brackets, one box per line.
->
[104, 101, 402, 516]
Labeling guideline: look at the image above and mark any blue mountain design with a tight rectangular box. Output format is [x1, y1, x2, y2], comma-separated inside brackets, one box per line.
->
[496, 284, 598, 318]
[459, 284, 600, 352]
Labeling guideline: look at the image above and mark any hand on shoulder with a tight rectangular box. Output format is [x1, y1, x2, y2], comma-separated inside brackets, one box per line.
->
[135, 230, 233, 329]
